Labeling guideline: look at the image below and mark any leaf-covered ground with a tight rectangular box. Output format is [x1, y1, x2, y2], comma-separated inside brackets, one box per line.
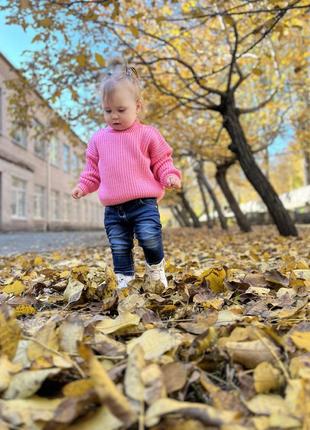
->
[0, 226, 309, 430]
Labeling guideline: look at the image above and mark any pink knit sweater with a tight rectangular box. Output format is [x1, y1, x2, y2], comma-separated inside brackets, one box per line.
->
[78, 119, 182, 206]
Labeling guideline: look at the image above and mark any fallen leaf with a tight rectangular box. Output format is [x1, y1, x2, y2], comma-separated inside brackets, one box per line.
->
[145, 398, 238, 427]
[254, 362, 284, 393]
[127, 328, 182, 360]
[3, 368, 60, 399]
[96, 311, 140, 335]
[224, 338, 280, 368]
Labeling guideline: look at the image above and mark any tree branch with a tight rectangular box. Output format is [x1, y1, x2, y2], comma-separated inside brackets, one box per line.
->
[237, 88, 278, 114]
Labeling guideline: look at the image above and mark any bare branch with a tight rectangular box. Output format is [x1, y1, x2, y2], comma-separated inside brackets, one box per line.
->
[237, 88, 278, 114]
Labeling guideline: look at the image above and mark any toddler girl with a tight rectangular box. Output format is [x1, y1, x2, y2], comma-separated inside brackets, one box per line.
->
[72, 58, 182, 289]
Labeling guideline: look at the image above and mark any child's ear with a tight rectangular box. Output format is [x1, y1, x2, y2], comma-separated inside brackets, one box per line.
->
[136, 99, 142, 112]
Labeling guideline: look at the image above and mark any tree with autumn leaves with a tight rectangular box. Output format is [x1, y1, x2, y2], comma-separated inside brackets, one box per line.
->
[1, 0, 309, 236]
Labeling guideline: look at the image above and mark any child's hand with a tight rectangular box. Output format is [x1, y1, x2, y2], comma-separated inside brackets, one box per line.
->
[71, 186, 86, 199]
[165, 175, 182, 190]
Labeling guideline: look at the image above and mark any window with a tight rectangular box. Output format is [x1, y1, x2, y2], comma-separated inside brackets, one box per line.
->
[64, 193, 71, 221]
[11, 123, 27, 148]
[11, 177, 27, 219]
[33, 120, 47, 160]
[34, 185, 45, 219]
[51, 190, 60, 221]
[63, 144, 70, 173]
[71, 152, 79, 177]
[0, 87, 3, 134]
[49, 137, 59, 166]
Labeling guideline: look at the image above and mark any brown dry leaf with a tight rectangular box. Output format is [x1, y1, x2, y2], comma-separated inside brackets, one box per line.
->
[0, 305, 21, 360]
[3, 368, 60, 399]
[161, 362, 187, 393]
[0, 397, 62, 429]
[63, 278, 85, 305]
[93, 332, 126, 357]
[145, 398, 238, 427]
[285, 379, 309, 421]
[66, 405, 122, 430]
[264, 270, 289, 288]
[178, 313, 217, 334]
[289, 354, 310, 379]
[224, 338, 281, 369]
[245, 394, 287, 415]
[124, 344, 145, 402]
[215, 309, 244, 326]
[81, 344, 136, 425]
[0, 356, 22, 393]
[95, 311, 140, 335]
[45, 390, 99, 429]
[127, 328, 182, 360]
[27, 320, 59, 361]
[141, 363, 167, 404]
[152, 417, 207, 430]
[254, 362, 284, 393]
[58, 317, 84, 355]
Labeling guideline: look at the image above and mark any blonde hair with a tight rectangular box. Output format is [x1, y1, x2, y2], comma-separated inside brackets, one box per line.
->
[100, 57, 142, 104]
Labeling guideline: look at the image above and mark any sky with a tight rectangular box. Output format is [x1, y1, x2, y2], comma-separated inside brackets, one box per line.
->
[0, 9, 292, 153]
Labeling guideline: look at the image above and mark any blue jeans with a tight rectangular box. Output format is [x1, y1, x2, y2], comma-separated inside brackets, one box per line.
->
[103, 197, 164, 276]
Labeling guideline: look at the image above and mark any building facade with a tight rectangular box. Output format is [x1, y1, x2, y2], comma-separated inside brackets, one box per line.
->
[0, 52, 103, 232]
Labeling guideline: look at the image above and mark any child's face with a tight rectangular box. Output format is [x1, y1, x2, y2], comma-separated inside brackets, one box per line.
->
[103, 83, 141, 131]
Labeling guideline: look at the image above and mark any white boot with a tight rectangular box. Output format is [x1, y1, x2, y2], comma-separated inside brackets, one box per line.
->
[145, 258, 168, 288]
[116, 273, 135, 289]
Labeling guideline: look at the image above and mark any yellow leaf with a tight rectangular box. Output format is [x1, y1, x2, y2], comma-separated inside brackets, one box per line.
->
[0, 305, 21, 359]
[62, 379, 94, 397]
[245, 394, 286, 415]
[14, 305, 36, 317]
[40, 18, 53, 27]
[200, 267, 226, 293]
[127, 328, 182, 360]
[76, 54, 87, 67]
[85, 346, 136, 424]
[129, 25, 139, 37]
[253, 68, 263, 76]
[254, 362, 284, 393]
[95, 53, 106, 67]
[2, 281, 26, 296]
[20, 0, 30, 8]
[223, 15, 234, 26]
[95, 311, 140, 335]
[290, 331, 310, 352]
[31, 34, 41, 43]
[27, 321, 59, 361]
[33, 256, 44, 266]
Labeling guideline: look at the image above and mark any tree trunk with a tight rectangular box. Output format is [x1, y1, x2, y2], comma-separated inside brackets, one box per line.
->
[175, 205, 191, 227]
[196, 173, 213, 229]
[304, 149, 310, 185]
[221, 93, 298, 236]
[177, 191, 201, 228]
[215, 162, 252, 232]
[196, 161, 228, 230]
[171, 206, 186, 227]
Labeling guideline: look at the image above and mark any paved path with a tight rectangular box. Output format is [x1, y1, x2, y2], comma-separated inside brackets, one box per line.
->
[0, 230, 109, 256]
